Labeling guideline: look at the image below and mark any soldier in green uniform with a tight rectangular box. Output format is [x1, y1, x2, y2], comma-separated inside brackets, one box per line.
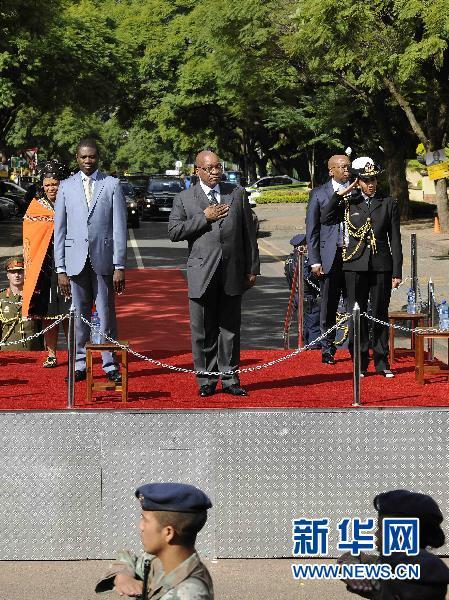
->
[96, 482, 214, 599]
[0, 256, 43, 350]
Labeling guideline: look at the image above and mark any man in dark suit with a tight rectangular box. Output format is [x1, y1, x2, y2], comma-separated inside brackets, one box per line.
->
[306, 154, 350, 364]
[168, 151, 260, 397]
[320, 157, 402, 376]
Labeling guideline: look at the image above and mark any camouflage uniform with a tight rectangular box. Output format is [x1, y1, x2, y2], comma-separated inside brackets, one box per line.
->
[0, 288, 43, 350]
[96, 550, 213, 600]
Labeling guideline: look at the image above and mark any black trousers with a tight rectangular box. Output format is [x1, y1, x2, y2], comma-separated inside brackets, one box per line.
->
[320, 248, 346, 355]
[188, 265, 241, 388]
[345, 270, 392, 371]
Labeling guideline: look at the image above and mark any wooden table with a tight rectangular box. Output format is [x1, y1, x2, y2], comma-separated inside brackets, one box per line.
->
[415, 330, 449, 384]
[85, 341, 129, 404]
[388, 311, 427, 363]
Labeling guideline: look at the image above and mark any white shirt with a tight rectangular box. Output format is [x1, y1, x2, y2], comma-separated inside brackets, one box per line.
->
[199, 179, 221, 204]
[361, 191, 374, 203]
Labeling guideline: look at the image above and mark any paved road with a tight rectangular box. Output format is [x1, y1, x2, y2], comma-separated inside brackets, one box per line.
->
[2, 556, 449, 600]
[0, 558, 358, 600]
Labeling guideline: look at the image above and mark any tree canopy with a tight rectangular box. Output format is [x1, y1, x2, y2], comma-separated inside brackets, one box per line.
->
[1, 0, 449, 225]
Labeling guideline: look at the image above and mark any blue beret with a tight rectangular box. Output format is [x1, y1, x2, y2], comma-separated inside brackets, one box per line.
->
[135, 482, 212, 513]
[290, 233, 307, 247]
[374, 490, 443, 522]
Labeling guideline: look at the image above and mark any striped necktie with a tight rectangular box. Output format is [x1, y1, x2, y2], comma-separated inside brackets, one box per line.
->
[208, 189, 218, 205]
[85, 176, 93, 207]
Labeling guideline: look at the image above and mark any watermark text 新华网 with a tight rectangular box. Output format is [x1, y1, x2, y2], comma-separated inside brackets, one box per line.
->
[291, 517, 420, 581]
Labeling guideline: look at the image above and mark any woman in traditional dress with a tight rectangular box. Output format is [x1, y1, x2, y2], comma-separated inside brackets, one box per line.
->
[22, 160, 71, 367]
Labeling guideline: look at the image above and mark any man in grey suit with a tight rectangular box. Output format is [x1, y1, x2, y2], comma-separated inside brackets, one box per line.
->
[168, 150, 260, 397]
[306, 154, 350, 364]
[54, 138, 127, 382]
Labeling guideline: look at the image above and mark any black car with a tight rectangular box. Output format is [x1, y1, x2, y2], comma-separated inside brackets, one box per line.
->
[16, 175, 35, 190]
[0, 180, 28, 215]
[122, 174, 150, 201]
[0, 196, 17, 220]
[119, 180, 140, 228]
[142, 176, 185, 220]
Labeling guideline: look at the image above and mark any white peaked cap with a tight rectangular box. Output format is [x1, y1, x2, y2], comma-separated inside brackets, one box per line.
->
[352, 156, 374, 169]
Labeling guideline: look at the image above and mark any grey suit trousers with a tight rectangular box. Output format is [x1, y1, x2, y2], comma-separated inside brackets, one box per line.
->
[70, 259, 118, 372]
[189, 264, 241, 388]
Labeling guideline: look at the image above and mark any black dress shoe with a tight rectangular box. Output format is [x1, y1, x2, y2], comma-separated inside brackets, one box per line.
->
[222, 384, 248, 396]
[380, 369, 395, 378]
[199, 384, 216, 397]
[322, 353, 336, 365]
[65, 370, 86, 382]
[106, 370, 122, 383]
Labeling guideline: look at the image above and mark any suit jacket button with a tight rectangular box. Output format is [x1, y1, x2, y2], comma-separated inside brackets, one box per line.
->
[85, 239, 88, 242]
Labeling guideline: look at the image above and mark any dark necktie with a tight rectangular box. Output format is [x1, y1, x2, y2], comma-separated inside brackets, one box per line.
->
[208, 189, 218, 205]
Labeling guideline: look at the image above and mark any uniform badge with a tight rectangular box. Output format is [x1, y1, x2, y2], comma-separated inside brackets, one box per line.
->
[364, 162, 375, 175]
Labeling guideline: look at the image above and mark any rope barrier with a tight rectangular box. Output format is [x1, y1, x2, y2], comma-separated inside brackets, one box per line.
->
[306, 275, 423, 295]
[0, 298, 22, 306]
[81, 314, 350, 377]
[0, 314, 68, 347]
[361, 312, 444, 334]
[0, 313, 67, 322]
[2, 308, 446, 369]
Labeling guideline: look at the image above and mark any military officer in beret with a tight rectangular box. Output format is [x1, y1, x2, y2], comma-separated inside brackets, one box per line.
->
[338, 489, 449, 599]
[96, 482, 214, 599]
[0, 256, 43, 350]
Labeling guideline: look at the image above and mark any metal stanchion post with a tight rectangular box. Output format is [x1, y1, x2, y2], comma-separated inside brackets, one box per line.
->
[410, 233, 418, 298]
[428, 278, 434, 361]
[352, 302, 361, 407]
[67, 307, 76, 409]
[283, 256, 299, 350]
[297, 251, 305, 348]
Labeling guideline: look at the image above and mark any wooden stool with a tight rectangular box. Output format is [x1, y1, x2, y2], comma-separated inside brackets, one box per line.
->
[415, 330, 449, 384]
[388, 311, 427, 363]
[85, 341, 129, 403]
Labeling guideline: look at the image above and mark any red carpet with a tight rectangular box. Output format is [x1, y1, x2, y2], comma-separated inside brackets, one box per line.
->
[1, 349, 448, 410]
[115, 268, 192, 352]
[1, 268, 448, 410]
